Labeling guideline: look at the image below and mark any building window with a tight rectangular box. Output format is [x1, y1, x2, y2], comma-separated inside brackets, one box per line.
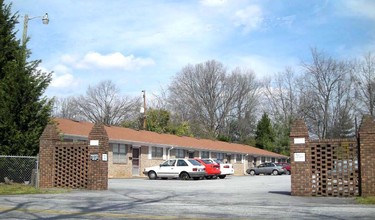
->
[112, 143, 127, 164]
[217, 153, 224, 161]
[201, 151, 209, 158]
[152, 146, 163, 158]
[272, 157, 276, 162]
[236, 154, 242, 163]
[175, 149, 185, 158]
[261, 157, 266, 163]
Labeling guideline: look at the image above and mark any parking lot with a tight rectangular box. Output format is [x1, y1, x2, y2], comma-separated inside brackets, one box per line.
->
[0, 175, 375, 219]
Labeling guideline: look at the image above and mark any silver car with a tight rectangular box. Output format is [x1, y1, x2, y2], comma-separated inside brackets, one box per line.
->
[246, 162, 285, 176]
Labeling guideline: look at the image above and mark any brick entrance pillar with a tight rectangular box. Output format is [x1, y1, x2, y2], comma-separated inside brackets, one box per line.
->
[87, 123, 109, 190]
[358, 115, 375, 196]
[39, 123, 60, 188]
[290, 119, 311, 196]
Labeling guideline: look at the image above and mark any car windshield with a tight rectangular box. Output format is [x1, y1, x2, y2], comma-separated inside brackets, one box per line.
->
[189, 159, 203, 166]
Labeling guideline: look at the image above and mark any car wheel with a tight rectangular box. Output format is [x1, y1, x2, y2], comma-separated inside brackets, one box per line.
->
[218, 175, 226, 179]
[272, 170, 279, 175]
[286, 170, 291, 175]
[180, 172, 190, 180]
[249, 170, 256, 176]
[148, 171, 157, 180]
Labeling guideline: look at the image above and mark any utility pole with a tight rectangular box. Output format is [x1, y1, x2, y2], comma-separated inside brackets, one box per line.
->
[21, 13, 49, 62]
[142, 90, 147, 130]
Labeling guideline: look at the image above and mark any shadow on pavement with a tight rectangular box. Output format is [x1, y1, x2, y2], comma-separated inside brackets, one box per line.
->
[268, 191, 291, 196]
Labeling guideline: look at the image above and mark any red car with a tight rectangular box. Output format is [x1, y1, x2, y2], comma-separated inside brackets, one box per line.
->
[276, 162, 291, 175]
[195, 158, 221, 179]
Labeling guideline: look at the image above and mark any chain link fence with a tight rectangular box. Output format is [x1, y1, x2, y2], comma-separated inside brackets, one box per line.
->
[0, 155, 39, 187]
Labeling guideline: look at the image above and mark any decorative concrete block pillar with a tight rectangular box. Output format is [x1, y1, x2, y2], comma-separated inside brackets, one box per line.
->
[290, 119, 311, 196]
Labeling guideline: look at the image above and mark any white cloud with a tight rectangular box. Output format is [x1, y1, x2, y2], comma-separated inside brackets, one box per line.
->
[60, 54, 77, 65]
[233, 55, 298, 78]
[200, 0, 227, 7]
[233, 5, 263, 33]
[74, 52, 155, 70]
[345, 0, 375, 20]
[49, 64, 79, 88]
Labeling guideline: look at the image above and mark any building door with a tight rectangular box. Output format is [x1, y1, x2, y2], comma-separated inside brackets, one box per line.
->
[188, 152, 194, 158]
[132, 147, 140, 176]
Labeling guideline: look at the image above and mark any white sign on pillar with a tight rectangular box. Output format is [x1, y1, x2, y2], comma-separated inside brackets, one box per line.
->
[90, 140, 99, 146]
[294, 138, 305, 144]
[294, 153, 306, 162]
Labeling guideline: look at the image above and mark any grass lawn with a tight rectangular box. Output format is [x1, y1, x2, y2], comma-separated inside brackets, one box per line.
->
[356, 196, 375, 205]
[0, 183, 70, 195]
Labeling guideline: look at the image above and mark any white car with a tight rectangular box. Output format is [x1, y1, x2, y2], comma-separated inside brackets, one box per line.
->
[143, 159, 206, 180]
[212, 159, 234, 179]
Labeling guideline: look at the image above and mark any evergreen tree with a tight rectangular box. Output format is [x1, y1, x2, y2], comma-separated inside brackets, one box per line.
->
[0, 1, 52, 155]
[272, 119, 290, 155]
[146, 108, 170, 133]
[255, 113, 275, 152]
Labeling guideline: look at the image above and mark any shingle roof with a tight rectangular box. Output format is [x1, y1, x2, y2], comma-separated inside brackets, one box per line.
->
[53, 118, 287, 158]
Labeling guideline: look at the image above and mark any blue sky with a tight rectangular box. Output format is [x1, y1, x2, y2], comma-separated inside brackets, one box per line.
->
[6, 0, 375, 99]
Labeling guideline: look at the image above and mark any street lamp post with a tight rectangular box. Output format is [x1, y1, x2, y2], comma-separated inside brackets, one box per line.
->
[140, 90, 147, 130]
[22, 13, 49, 47]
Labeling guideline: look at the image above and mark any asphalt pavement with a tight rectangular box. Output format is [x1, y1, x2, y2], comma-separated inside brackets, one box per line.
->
[0, 175, 374, 219]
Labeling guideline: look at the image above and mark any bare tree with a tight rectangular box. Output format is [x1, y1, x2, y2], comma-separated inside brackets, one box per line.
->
[223, 68, 260, 142]
[298, 48, 352, 138]
[329, 61, 356, 138]
[263, 67, 299, 124]
[261, 67, 300, 152]
[168, 60, 260, 139]
[74, 80, 141, 125]
[354, 52, 375, 116]
[168, 60, 227, 137]
[52, 96, 81, 120]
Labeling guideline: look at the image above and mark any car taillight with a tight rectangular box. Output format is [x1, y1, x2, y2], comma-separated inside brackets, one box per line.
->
[192, 168, 197, 171]
[224, 165, 230, 168]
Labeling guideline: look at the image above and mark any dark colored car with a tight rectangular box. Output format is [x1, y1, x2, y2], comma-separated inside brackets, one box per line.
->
[195, 158, 221, 179]
[275, 163, 291, 175]
[246, 162, 285, 176]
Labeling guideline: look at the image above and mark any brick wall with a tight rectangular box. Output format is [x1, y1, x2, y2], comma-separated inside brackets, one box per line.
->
[108, 145, 132, 178]
[358, 115, 375, 196]
[290, 116, 375, 197]
[309, 139, 358, 196]
[53, 142, 88, 188]
[39, 122, 109, 190]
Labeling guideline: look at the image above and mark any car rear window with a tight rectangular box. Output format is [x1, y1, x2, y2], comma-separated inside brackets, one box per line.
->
[189, 159, 203, 166]
[202, 159, 213, 164]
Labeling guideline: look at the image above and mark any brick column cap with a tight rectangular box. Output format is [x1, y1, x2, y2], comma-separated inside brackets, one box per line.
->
[40, 122, 60, 141]
[290, 119, 309, 137]
[359, 115, 375, 134]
